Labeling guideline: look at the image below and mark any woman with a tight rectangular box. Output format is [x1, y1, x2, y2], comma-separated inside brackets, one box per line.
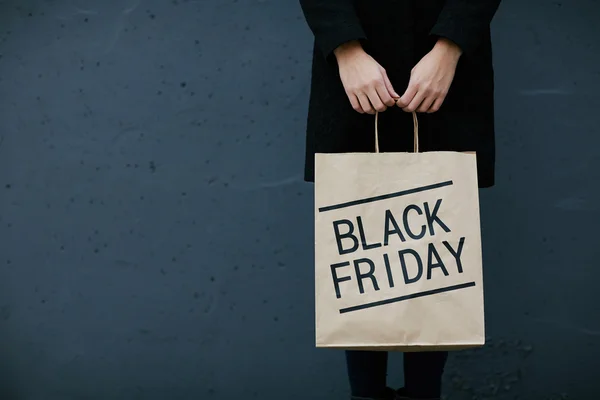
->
[298, 1, 502, 399]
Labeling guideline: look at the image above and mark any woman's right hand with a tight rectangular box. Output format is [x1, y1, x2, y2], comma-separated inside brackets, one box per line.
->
[334, 41, 399, 115]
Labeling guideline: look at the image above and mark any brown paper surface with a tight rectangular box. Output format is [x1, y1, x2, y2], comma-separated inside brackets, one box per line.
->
[314, 151, 484, 351]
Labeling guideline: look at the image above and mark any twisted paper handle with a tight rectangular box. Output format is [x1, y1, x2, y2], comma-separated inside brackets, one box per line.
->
[374, 111, 419, 153]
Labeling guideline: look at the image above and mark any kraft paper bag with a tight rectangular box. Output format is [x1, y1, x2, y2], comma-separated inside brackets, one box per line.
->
[314, 112, 484, 351]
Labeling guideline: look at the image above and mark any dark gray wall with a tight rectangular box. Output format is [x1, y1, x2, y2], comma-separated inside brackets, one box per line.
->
[0, 0, 598, 399]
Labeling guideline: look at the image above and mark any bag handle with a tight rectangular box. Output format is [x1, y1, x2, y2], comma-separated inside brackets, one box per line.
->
[374, 111, 419, 154]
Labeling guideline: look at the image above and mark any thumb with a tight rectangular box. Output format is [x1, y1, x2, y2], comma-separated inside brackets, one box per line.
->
[381, 69, 399, 99]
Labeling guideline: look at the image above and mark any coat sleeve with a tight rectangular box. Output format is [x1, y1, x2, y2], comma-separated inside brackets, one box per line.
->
[299, 0, 367, 61]
[430, 0, 502, 55]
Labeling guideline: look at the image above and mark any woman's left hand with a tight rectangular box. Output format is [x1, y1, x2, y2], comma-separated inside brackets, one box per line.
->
[396, 38, 462, 114]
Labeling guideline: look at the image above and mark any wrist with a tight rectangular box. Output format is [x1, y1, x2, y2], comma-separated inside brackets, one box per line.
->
[434, 37, 462, 62]
[334, 40, 365, 62]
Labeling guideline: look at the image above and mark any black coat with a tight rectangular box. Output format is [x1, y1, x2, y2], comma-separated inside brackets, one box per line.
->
[299, 0, 501, 188]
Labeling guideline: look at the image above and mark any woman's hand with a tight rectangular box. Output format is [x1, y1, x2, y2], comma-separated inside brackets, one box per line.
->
[335, 41, 399, 115]
[396, 38, 462, 114]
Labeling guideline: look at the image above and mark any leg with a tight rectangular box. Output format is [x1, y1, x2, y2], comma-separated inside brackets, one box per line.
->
[345, 350, 389, 398]
[403, 351, 448, 399]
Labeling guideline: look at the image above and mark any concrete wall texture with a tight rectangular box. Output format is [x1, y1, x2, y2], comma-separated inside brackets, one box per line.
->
[0, 0, 599, 399]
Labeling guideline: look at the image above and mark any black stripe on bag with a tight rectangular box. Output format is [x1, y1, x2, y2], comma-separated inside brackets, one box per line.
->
[318, 181, 453, 213]
[338, 281, 476, 314]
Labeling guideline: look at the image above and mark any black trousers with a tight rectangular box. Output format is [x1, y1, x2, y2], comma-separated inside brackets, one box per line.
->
[346, 350, 448, 399]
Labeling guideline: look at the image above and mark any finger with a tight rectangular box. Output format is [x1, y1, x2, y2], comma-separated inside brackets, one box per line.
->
[397, 83, 418, 109]
[347, 93, 364, 113]
[366, 87, 386, 113]
[375, 81, 396, 108]
[381, 69, 400, 99]
[417, 96, 435, 113]
[427, 97, 445, 113]
[403, 89, 426, 113]
[357, 92, 375, 115]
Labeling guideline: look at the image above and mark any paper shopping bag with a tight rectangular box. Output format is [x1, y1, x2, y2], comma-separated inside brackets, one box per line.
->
[314, 112, 484, 351]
